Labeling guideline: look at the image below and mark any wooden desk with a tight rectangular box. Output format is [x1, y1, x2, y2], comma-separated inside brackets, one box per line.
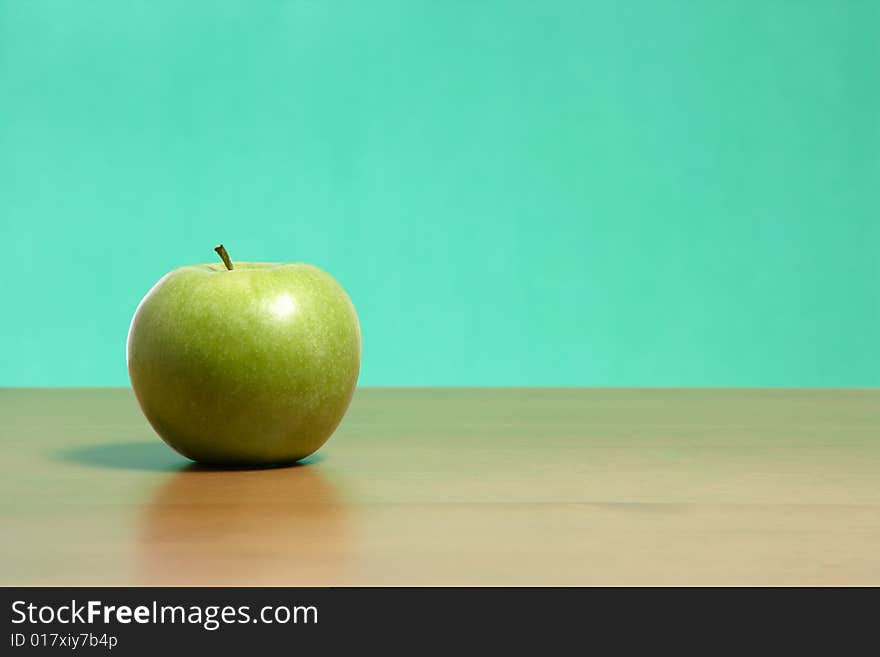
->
[2, 388, 879, 586]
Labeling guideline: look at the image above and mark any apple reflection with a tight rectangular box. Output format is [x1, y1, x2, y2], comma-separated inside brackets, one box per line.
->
[137, 462, 351, 585]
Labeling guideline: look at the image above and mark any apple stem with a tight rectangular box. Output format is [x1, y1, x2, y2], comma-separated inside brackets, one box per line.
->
[214, 244, 234, 271]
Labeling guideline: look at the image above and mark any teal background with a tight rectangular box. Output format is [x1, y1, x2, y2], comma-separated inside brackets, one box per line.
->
[1, 1, 878, 387]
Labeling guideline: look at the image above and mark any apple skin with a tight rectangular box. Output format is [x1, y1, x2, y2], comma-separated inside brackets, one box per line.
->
[127, 261, 361, 466]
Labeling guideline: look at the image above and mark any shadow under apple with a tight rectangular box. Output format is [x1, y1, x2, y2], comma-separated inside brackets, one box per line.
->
[56, 440, 186, 472]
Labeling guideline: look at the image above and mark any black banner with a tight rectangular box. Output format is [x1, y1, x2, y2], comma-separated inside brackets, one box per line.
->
[2, 587, 875, 654]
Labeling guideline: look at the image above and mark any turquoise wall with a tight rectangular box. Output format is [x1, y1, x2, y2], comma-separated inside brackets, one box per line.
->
[1, 1, 878, 386]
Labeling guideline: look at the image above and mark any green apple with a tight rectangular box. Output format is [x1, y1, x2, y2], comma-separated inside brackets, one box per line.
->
[127, 245, 361, 466]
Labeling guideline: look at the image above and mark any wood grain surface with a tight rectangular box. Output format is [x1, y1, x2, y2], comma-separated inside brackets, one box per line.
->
[2, 388, 879, 586]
